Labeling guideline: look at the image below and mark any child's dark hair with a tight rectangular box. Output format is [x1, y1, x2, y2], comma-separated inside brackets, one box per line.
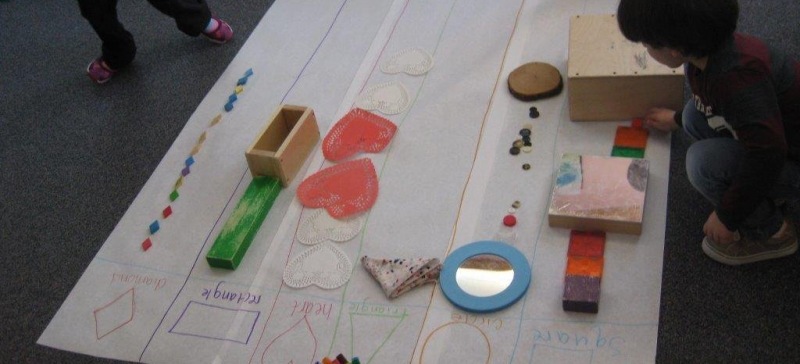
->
[617, 0, 739, 58]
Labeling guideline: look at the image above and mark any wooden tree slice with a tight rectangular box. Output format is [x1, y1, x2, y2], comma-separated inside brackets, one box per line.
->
[507, 62, 563, 101]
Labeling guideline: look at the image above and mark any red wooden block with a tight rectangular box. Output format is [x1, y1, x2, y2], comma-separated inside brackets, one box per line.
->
[613, 126, 649, 149]
[568, 230, 606, 257]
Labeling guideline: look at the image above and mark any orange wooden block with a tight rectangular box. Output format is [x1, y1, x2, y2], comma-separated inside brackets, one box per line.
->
[566, 256, 604, 277]
[568, 230, 606, 257]
[613, 126, 648, 149]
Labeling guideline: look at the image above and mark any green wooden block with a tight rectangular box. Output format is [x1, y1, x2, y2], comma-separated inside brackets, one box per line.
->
[611, 146, 645, 158]
[206, 176, 282, 269]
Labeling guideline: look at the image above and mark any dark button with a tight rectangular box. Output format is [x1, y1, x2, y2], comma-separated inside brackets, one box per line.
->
[522, 163, 531, 170]
[529, 107, 540, 118]
[510, 146, 520, 155]
[520, 128, 532, 137]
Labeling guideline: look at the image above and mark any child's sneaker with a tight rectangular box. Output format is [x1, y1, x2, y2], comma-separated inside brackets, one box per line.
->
[702, 221, 798, 265]
[86, 58, 117, 84]
[203, 17, 233, 44]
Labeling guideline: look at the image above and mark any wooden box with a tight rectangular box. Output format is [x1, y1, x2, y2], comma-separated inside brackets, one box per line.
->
[246, 105, 320, 187]
[567, 14, 684, 121]
[548, 153, 649, 235]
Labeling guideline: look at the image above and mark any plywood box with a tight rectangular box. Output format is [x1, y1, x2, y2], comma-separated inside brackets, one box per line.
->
[548, 153, 649, 235]
[567, 14, 684, 121]
[246, 105, 320, 187]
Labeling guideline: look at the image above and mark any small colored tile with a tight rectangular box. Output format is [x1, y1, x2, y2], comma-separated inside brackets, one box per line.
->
[613, 126, 648, 149]
[163, 206, 173, 219]
[209, 114, 222, 127]
[565, 256, 604, 277]
[562, 275, 601, 313]
[228, 93, 238, 103]
[225, 102, 234, 112]
[175, 176, 183, 189]
[611, 146, 645, 158]
[235, 85, 244, 94]
[244, 68, 253, 77]
[185, 156, 195, 167]
[149, 220, 160, 234]
[191, 143, 202, 156]
[142, 238, 152, 251]
[197, 131, 207, 144]
[237, 77, 248, 86]
[170, 190, 179, 202]
[181, 166, 190, 177]
[568, 230, 606, 257]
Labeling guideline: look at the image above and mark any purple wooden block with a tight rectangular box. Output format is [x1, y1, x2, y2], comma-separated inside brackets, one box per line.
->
[562, 275, 601, 313]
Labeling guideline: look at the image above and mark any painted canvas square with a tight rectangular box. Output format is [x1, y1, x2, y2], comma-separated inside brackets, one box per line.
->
[548, 153, 649, 234]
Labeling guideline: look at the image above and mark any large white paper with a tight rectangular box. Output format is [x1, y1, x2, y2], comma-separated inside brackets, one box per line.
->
[40, 0, 669, 363]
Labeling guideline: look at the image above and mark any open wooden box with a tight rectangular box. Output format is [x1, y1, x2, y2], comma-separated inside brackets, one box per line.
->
[245, 105, 320, 187]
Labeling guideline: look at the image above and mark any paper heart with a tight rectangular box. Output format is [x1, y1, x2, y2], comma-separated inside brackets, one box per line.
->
[297, 209, 365, 245]
[323, 108, 398, 161]
[297, 158, 379, 219]
[283, 243, 352, 289]
[354, 81, 410, 115]
[380, 48, 434, 75]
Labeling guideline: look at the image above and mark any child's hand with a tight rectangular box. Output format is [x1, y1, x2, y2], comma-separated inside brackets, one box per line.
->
[644, 107, 679, 132]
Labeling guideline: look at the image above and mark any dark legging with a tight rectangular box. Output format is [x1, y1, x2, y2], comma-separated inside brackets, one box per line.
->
[78, 0, 212, 69]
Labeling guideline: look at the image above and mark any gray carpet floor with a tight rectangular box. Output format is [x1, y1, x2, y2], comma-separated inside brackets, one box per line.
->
[1, 1, 798, 363]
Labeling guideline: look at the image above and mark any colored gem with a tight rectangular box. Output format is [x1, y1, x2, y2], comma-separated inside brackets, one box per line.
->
[181, 166, 190, 177]
[142, 238, 152, 251]
[228, 93, 238, 103]
[163, 206, 173, 219]
[170, 190, 179, 201]
[503, 214, 517, 227]
[237, 77, 248, 86]
[185, 156, 194, 167]
[224, 102, 234, 112]
[149, 220, 160, 234]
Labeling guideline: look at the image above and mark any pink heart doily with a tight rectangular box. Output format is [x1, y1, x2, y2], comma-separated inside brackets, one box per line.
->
[323, 108, 397, 161]
[297, 158, 379, 219]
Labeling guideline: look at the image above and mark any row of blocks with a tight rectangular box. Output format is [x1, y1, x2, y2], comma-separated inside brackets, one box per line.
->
[611, 118, 648, 158]
[562, 230, 605, 313]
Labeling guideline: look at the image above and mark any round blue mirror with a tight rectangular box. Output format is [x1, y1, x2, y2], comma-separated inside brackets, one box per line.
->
[440, 241, 531, 313]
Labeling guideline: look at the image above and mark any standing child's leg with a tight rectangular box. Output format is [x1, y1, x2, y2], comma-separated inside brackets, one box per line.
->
[145, 0, 232, 43]
[79, 0, 137, 83]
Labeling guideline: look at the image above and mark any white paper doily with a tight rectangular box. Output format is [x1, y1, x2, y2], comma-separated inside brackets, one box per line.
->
[354, 81, 410, 115]
[283, 243, 352, 289]
[380, 48, 434, 75]
[297, 209, 364, 245]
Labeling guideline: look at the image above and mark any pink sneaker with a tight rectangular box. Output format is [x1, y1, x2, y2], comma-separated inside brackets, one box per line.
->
[203, 17, 233, 44]
[86, 58, 117, 84]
